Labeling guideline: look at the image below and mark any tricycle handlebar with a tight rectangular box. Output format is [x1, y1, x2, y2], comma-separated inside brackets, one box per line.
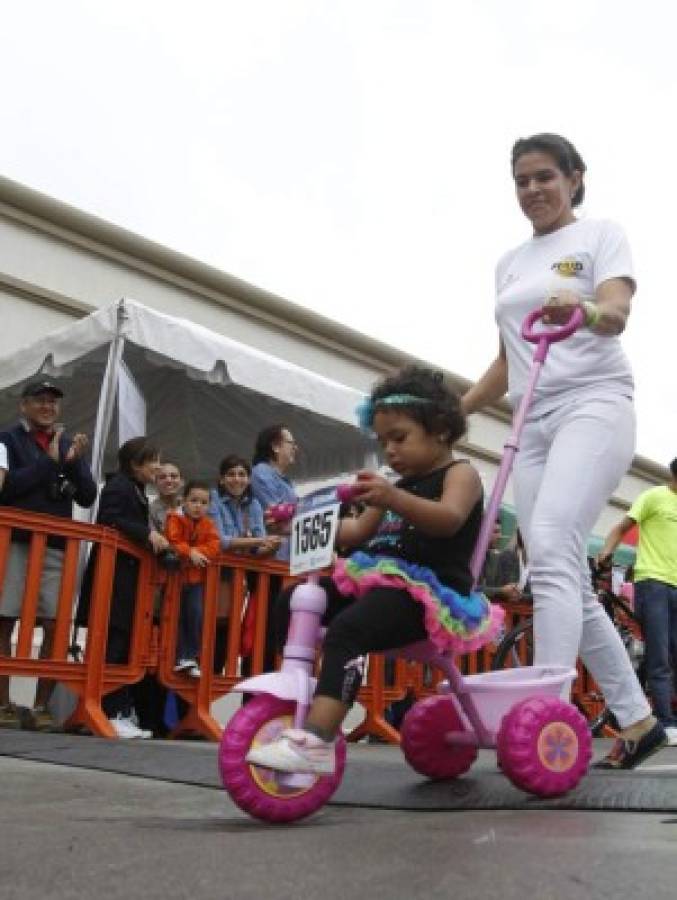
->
[267, 484, 363, 523]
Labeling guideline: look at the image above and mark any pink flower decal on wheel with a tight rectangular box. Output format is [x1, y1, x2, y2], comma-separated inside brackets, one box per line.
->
[537, 722, 578, 773]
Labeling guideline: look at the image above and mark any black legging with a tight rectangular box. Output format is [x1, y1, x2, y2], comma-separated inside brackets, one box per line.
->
[275, 578, 427, 704]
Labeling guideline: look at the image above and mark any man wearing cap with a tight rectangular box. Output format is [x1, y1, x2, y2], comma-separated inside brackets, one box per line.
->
[0, 380, 96, 728]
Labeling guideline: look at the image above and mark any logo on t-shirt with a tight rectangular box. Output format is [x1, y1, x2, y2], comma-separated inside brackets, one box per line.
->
[551, 256, 584, 277]
[365, 510, 403, 554]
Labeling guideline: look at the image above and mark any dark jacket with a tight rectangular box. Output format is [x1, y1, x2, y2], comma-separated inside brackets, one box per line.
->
[479, 548, 520, 595]
[0, 422, 97, 548]
[78, 472, 151, 632]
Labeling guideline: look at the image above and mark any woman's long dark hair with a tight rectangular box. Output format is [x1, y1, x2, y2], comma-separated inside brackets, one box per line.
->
[252, 424, 286, 465]
[117, 436, 159, 478]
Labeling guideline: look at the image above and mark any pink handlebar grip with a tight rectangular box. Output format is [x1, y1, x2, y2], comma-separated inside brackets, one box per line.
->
[336, 483, 362, 503]
[521, 305, 585, 344]
[267, 502, 297, 523]
[269, 485, 362, 522]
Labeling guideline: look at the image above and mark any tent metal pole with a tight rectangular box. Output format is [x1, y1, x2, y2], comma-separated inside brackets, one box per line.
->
[69, 301, 128, 638]
[89, 299, 128, 486]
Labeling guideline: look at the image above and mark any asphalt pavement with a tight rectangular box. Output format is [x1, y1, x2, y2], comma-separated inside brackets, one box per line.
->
[1, 740, 676, 900]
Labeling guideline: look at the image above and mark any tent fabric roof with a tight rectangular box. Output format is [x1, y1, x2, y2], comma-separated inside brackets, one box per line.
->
[0, 299, 373, 481]
[0, 299, 364, 428]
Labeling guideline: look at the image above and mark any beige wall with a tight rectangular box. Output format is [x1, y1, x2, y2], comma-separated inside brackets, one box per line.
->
[0, 289, 77, 353]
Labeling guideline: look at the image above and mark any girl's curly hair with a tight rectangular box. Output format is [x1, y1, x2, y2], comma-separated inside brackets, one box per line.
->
[369, 366, 466, 446]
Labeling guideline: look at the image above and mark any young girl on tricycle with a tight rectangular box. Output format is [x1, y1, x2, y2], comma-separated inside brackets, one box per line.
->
[245, 365, 503, 777]
[221, 313, 593, 822]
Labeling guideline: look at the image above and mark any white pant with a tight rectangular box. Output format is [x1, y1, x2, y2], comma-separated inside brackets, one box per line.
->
[514, 393, 650, 728]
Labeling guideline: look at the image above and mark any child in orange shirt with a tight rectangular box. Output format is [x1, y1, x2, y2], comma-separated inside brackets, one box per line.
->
[165, 480, 221, 678]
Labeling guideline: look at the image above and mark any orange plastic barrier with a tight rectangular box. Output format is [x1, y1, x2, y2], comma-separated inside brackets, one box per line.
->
[0, 507, 156, 738]
[154, 554, 295, 740]
[155, 557, 413, 743]
[0, 506, 628, 743]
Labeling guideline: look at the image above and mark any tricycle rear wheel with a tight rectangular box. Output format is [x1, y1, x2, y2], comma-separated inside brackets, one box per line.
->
[401, 695, 477, 779]
[497, 696, 591, 797]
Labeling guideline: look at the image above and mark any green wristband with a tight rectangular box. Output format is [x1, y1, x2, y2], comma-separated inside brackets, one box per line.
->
[582, 300, 602, 329]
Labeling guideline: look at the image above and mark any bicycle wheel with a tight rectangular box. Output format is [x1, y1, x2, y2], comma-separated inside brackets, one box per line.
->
[491, 619, 534, 670]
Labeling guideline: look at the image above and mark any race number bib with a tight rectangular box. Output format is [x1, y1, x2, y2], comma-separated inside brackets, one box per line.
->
[290, 497, 340, 576]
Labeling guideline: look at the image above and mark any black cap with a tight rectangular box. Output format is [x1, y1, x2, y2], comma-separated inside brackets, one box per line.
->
[21, 380, 64, 399]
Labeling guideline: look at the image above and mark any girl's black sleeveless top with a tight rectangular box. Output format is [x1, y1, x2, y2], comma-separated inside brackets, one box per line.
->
[364, 460, 482, 595]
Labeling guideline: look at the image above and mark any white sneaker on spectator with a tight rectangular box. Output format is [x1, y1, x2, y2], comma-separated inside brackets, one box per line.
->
[245, 728, 335, 774]
[188, 664, 202, 679]
[174, 659, 197, 673]
[665, 726, 677, 747]
[110, 714, 152, 740]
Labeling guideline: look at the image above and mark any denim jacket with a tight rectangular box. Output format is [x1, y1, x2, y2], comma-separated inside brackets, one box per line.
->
[250, 462, 297, 561]
[208, 488, 266, 551]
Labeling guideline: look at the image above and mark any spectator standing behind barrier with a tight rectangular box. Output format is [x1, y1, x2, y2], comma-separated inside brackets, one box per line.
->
[149, 461, 184, 532]
[462, 132, 662, 769]
[138, 460, 185, 738]
[0, 380, 96, 729]
[77, 437, 168, 740]
[599, 458, 677, 745]
[209, 455, 281, 672]
[250, 424, 298, 562]
[250, 425, 299, 674]
[165, 480, 221, 679]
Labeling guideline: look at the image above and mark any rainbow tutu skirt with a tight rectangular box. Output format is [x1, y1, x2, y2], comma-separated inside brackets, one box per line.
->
[333, 551, 504, 655]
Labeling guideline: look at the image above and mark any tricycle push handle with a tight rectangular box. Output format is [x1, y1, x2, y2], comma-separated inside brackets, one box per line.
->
[521, 305, 585, 345]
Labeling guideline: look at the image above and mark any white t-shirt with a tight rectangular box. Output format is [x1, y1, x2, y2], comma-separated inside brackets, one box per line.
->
[495, 218, 635, 417]
[0, 442, 7, 471]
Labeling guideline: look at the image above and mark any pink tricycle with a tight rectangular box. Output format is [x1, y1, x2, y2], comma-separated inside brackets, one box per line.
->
[218, 308, 593, 823]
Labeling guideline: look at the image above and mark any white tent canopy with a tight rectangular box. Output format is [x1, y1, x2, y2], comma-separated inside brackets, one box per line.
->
[0, 299, 373, 482]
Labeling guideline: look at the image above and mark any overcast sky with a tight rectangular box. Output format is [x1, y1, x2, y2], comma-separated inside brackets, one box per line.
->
[1, 1, 674, 463]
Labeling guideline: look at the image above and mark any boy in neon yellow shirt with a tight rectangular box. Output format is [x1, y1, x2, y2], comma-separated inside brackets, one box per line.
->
[600, 458, 677, 738]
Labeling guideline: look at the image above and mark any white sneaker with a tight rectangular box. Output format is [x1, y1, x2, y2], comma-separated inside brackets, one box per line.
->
[245, 728, 336, 775]
[188, 664, 202, 679]
[665, 726, 677, 747]
[174, 659, 197, 673]
[110, 715, 152, 740]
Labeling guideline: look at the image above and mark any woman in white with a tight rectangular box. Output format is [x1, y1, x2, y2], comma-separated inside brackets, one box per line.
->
[462, 133, 665, 768]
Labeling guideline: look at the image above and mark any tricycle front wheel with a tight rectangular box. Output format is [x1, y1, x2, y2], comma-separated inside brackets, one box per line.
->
[219, 695, 347, 823]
